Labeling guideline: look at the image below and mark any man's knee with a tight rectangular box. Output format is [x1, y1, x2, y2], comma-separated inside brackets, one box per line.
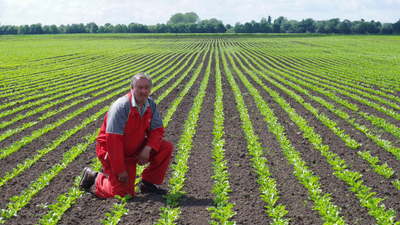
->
[161, 139, 173, 155]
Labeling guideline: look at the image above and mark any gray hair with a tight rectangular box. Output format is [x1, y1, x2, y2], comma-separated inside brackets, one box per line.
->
[130, 72, 152, 88]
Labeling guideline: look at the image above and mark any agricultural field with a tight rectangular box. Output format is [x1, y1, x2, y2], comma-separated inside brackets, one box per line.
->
[1, 33, 400, 224]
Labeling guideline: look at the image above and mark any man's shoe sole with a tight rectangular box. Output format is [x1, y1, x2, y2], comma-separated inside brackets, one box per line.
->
[79, 167, 90, 190]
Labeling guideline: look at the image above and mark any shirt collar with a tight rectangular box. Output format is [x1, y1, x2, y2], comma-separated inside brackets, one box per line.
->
[131, 90, 149, 115]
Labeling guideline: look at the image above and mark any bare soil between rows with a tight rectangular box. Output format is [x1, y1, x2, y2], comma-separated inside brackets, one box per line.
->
[2, 38, 400, 225]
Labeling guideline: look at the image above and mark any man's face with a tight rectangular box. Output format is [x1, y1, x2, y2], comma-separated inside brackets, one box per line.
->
[132, 78, 151, 106]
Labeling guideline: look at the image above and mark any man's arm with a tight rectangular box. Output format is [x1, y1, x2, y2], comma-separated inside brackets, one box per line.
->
[106, 134, 126, 174]
[105, 96, 131, 174]
[135, 145, 152, 165]
[147, 99, 165, 152]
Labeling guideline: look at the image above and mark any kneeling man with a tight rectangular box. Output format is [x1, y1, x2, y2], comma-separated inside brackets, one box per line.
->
[79, 72, 173, 199]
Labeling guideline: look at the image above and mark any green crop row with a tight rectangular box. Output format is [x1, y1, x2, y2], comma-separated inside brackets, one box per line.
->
[0, 105, 108, 188]
[0, 128, 100, 222]
[222, 42, 342, 224]
[207, 43, 236, 225]
[156, 40, 212, 225]
[223, 43, 399, 224]
[237, 49, 397, 180]
[38, 157, 102, 225]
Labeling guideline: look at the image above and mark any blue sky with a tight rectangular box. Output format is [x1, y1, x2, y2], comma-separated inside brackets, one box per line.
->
[1, 0, 399, 26]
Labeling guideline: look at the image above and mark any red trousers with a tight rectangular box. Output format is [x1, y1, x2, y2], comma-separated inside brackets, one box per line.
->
[94, 139, 173, 199]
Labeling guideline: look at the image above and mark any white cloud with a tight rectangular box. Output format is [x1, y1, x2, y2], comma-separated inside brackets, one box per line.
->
[0, 0, 399, 26]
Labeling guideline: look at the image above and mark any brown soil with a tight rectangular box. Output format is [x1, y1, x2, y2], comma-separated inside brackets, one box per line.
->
[1, 36, 400, 225]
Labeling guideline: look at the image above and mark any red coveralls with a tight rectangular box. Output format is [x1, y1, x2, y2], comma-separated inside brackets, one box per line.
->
[94, 91, 173, 199]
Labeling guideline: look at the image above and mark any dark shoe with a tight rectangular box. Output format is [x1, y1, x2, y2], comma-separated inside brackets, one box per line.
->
[140, 179, 168, 195]
[79, 167, 98, 191]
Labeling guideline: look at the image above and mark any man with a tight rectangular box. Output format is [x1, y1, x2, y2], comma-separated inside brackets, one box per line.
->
[79, 72, 173, 199]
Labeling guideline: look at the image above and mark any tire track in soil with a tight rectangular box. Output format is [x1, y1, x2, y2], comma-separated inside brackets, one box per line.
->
[58, 50, 208, 225]
[228, 52, 379, 224]
[219, 52, 270, 224]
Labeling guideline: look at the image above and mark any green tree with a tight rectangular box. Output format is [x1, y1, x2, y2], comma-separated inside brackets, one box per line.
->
[216, 22, 226, 33]
[177, 23, 187, 33]
[168, 12, 199, 24]
[234, 22, 243, 33]
[154, 23, 168, 33]
[259, 23, 272, 33]
[168, 13, 185, 24]
[366, 22, 378, 33]
[184, 12, 200, 23]
[315, 21, 326, 33]
[260, 17, 267, 24]
[114, 24, 123, 33]
[300, 18, 315, 33]
[58, 25, 65, 33]
[104, 24, 114, 33]
[77, 23, 86, 33]
[18, 25, 30, 34]
[243, 22, 253, 33]
[381, 23, 393, 34]
[5, 25, 18, 34]
[64, 24, 75, 33]
[274, 16, 286, 25]
[97, 26, 105, 33]
[337, 21, 351, 34]
[49, 25, 59, 34]
[253, 22, 261, 33]
[393, 19, 400, 34]
[355, 22, 368, 34]
[86, 22, 98, 33]
[30, 23, 43, 34]
[325, 18, 340, 33]
[187, 23, 197, 33]
[204, 23, 216, 33]
[272, 23, 281, 33]
[196, 24, 205, 33]
[42, 25, 51, 34]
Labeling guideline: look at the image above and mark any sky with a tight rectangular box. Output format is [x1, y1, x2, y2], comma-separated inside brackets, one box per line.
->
[1, 0, 400, 27]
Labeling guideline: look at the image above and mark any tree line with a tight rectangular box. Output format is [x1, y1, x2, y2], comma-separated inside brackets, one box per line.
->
[1, 12, 400, 35]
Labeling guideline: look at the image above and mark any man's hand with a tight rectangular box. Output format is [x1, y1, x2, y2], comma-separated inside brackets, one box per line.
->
[136, 146, 152, 165]
[118, 171, 129, 185]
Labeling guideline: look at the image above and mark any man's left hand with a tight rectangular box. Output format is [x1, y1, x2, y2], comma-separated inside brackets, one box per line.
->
[136, 146, 152, 165]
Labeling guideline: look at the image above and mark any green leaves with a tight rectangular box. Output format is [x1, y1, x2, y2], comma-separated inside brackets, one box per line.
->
[0, 129, 99, 222]
[207, 48, 237, 225]
[155, 42, 212, 225]
[222, 43, 290, 224]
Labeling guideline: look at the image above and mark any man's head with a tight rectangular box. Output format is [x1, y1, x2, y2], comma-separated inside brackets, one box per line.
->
[130, 73, 152, 106]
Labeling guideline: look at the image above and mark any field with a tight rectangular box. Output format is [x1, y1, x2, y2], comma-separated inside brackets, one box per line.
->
[1, 33, 400, 224]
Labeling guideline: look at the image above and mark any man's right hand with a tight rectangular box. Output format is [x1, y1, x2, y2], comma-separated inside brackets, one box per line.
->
[118, 171, 129, 185]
